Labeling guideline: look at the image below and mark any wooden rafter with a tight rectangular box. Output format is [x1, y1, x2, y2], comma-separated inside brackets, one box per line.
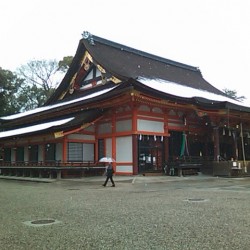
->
[54, 115, 103, 138]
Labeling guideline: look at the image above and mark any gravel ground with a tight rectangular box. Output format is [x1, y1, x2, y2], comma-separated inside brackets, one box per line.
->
[1, 176, 250, 250]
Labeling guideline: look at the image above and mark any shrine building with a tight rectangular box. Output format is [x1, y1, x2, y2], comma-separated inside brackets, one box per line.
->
[1, 31, 250, 179]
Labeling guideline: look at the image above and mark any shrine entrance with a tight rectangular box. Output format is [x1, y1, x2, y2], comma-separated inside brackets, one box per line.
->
[138, 135, 164, 173]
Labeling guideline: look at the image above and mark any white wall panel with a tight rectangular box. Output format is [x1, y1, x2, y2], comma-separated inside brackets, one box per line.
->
[106, 138, 112, 158]
[116, 136, 132, 162]
[116, 165, 133, 173]
[137, 119, 164, 132]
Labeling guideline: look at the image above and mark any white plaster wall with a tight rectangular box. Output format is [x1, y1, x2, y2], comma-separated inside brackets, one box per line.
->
[106, 138, 112, 158]
[137, 119, 164, 132]
[116, 136, 132, 162]
[116, 165, 133, 173]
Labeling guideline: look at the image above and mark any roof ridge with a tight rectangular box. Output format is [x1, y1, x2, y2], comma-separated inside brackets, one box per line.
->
[81, 31, 199, 72]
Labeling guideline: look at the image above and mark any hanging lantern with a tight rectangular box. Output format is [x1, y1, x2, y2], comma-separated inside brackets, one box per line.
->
[183, 115, 187, 126]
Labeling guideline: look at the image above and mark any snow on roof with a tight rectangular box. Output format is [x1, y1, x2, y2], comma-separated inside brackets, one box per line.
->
[138, 77, 250, 107]
[0, 117, 74, 139]
[1, 86, 117, 120]
[2, 77, 248, 123]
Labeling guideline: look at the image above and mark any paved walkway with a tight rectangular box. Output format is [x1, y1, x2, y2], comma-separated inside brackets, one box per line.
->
[1, 174, 250, 249]
[0, 173, 216, 184]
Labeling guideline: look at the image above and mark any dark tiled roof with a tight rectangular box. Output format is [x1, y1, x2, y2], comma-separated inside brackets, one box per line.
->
[0, 109, 104, 140]
[2, 33, 250, 139]
[47, 32, 227, 105]
[51, 109, 104, 131]
[82, 32, 227, 96]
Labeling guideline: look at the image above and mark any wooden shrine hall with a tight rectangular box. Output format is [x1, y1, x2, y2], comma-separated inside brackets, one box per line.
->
[1, 31, 250, 179]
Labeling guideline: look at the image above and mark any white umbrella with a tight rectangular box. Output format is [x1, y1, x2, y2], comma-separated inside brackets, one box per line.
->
[99, 157, 115, 162]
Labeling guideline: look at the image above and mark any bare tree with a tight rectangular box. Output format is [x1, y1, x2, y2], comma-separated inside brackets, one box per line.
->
[15, 59, 70, 110]
[16, 59, 61, 100]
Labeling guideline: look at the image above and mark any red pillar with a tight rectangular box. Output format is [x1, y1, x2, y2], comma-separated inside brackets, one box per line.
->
[62, 137, 67, 163]
[132, 103, 138, 174]
[132, 134, 138, 175]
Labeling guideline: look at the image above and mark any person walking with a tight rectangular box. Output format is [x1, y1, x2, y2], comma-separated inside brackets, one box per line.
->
[102, 162, 115, 187]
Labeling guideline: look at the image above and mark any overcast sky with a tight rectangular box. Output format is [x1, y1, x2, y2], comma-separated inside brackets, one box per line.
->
[1, 0, 250, 105]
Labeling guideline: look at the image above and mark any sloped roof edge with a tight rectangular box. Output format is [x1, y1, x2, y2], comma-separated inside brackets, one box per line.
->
[0, 86, 117, 121]
[46, 31, 228, 107]
[134, 77, 250, 112]
[81, 32, 227, 97]
[84, 32, 199, 72]
[45, 40, 86, 105]
[0, 117, 74, 139]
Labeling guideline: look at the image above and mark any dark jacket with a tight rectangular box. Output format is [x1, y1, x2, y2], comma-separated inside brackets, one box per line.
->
[106, 165, 114, 177]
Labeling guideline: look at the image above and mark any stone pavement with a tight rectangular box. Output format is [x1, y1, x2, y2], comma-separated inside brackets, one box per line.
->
[0, 172, 215, 184]
[1, 175, 250, 250]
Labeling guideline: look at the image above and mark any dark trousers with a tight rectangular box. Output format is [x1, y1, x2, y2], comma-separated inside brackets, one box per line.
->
[103, 175, 115, 186]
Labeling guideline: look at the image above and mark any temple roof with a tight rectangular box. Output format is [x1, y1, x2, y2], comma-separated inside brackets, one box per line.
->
[1, 32, 250, 139]
[46, 31, 228, 104]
